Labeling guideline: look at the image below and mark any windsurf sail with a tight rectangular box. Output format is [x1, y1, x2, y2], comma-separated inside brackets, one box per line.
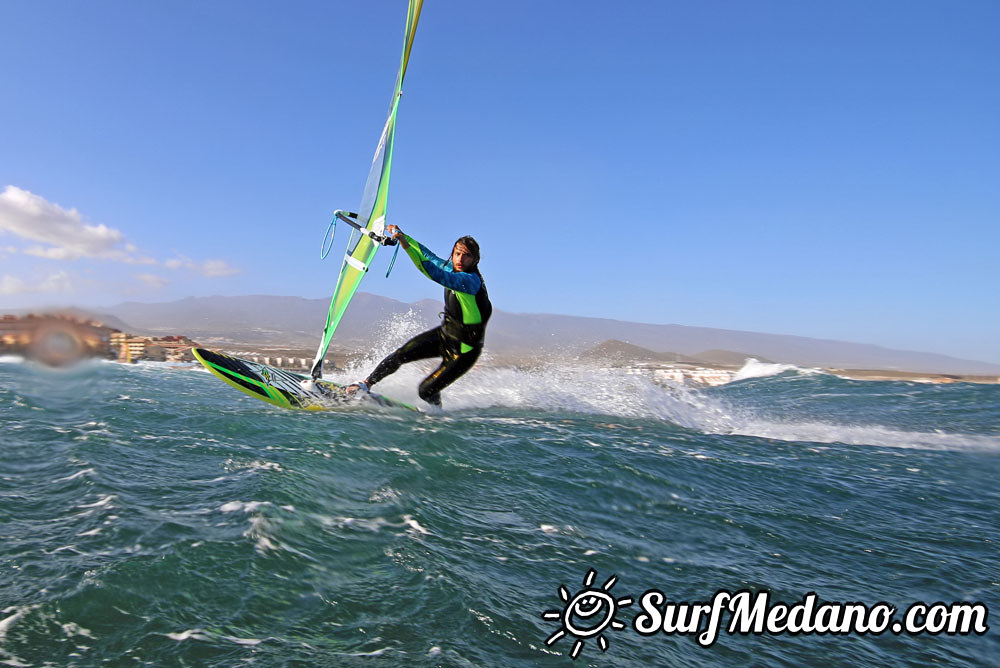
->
[310, 0, 423, 379]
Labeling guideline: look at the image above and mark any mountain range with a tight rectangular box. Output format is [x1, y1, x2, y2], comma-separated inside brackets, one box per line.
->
[577, 340, 776, 367]
[31, 293, 1000, 375]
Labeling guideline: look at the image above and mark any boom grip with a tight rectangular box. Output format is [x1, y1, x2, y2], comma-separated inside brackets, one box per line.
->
[334, 210, 396, 246]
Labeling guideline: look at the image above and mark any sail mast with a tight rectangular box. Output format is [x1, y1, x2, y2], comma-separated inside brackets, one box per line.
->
[310, 0, 423, 379]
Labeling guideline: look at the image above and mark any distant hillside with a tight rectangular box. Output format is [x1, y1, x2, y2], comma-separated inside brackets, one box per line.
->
[484, 311, 999, 375]
[5, 306, 134, 334]
[579, 340, 699, 365]
[100, 294, 440, 348]
[694, 349, 775, 366]
[580, 340, 775, 367]
[58, 307, 134, 333]
[66, 293, 1000, 375]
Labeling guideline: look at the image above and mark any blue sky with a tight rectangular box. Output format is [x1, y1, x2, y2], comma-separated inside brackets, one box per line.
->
[2, 1, 998, 363]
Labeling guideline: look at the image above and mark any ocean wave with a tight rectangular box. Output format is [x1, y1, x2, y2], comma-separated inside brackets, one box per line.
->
[719, 418, 1000, 452]
[2, 354, 996, 667]
[54, 350, 999, 454]
[730, 358, 822, 382]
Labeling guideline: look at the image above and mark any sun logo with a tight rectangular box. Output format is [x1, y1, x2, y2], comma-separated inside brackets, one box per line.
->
[542, 569, 633, 660]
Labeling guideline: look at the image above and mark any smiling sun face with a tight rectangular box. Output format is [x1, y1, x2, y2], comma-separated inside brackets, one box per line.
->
[567, 590, 616, 635]
[543, 569, 633, 659]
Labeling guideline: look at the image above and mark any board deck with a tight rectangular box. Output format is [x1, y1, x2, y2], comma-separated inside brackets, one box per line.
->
[191, 348, 416, 412]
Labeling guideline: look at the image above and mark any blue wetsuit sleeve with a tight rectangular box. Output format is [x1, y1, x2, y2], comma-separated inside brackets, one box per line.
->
[403, 234, 482, 294]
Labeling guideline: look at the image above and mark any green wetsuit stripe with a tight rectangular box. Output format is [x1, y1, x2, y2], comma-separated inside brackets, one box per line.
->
[454, 291, 482, 324]
[454, 291, 482, 353]
[402, 234, 434, 281]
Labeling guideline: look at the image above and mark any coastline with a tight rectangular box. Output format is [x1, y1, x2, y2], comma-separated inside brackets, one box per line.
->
[824, 368, 1000, 385]
[186, 341, 1000, 387]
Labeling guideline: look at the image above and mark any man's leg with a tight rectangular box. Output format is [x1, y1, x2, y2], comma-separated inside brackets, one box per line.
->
[365, 328, 443, 388]
[417, 347, 481, 406]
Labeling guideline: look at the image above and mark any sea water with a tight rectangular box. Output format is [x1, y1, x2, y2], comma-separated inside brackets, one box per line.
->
[1, 354, 997, 667]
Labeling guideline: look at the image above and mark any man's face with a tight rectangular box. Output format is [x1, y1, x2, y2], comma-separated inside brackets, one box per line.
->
[452, 243, 474, 272]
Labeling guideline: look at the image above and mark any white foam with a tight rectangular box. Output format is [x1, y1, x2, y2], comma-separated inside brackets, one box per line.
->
[165, 628, 260, 645]
[0, 605, 40, 665]
[442, 364, 997, 453]
[249, 516, 278, 553]
[52, 468, 95, 483]
[348, 648, 389, 657]
[324, 348, 996, 454]
[403, 515, 430, 535]
[731, 358, 820, 382]
[166, 629, 207, 642]
[324, 309, 433, 385]
[368, 486, 400, 503]
[0, 607, 28, 641]
[721, 418, 1000, 451]
[60, 622, 94, 639]
[77, 494, 115, 509]
[223, 459, 283, 474]
[219, 500, 269, 513]
[418, 364, 721, 431]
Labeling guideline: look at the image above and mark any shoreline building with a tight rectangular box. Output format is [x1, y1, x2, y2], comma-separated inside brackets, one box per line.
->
[110, 333, 199, 363]
[1, 313, 115, 365]
[2, 313, 199, 365]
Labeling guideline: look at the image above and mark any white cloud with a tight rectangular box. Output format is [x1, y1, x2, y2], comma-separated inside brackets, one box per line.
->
[201, 259, 240, 277]
[122, 255, 159, 266]
[134, 273, 170, 289]
[164, 256, 240, 277]
[0, 271, 75, 295]
[0, 275, 29, 295]
[23, 245, 80, 260]
[0, 186, 124, 260]
[0, 185, 239, 277]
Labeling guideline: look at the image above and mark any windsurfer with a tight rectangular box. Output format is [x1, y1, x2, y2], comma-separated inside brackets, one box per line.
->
[347, 224, 491, 406]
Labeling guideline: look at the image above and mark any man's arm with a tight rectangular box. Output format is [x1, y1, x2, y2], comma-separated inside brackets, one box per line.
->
[401, 233, 482, 294]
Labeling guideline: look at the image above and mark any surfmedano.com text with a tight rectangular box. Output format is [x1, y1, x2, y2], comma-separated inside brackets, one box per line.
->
[632, 589, 989, 647]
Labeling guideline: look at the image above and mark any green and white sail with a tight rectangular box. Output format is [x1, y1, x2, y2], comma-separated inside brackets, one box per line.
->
[310, 0, 423, 379]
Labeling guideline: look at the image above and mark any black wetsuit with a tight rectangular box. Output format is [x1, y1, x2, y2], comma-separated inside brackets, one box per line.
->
[366, 234, 492, 406]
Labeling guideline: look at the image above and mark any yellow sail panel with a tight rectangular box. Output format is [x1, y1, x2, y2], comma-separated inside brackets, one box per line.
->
[310, 0, 422, 379]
